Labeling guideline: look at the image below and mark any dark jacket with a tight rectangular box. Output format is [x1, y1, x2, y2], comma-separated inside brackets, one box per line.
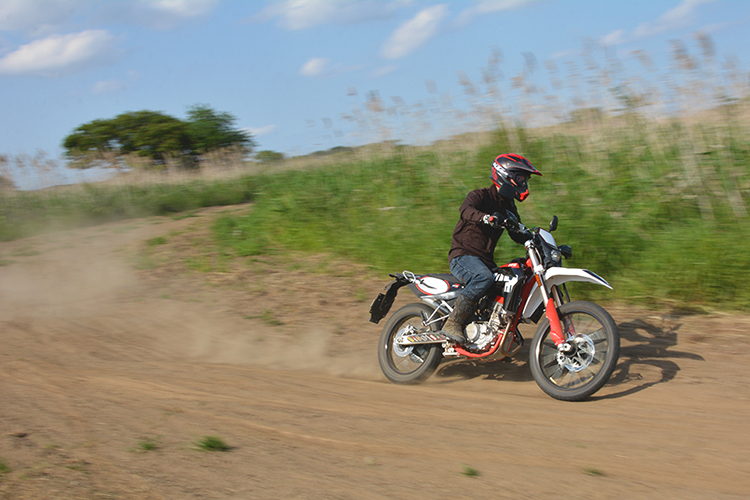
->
[448, 186, 527, 268]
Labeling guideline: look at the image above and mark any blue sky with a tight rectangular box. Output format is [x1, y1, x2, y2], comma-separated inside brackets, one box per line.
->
[1, 0, 749, 187]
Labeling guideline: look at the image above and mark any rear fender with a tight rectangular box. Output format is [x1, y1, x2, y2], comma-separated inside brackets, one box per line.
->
[521, 267, 612, 320]
[369, 274, 411, 324]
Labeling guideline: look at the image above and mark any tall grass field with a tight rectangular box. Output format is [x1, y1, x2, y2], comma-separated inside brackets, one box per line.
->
[0, 175, 257, 241]
[211, 119, 750, 311]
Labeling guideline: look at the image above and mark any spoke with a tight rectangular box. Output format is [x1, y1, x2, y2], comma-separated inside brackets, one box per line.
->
[540, 349, 557, 368]
[547, 364, 566, 381]
[537, 310, 615, 390]
[587, 330, 606, 343]
[557, 371, 573, 388]
[563, 369, 584, 388]
[586, 365, 600, 378]
[387, 314, 432, 374]
[544, 358, 559, 369]
[588, 349, 608, 370]
[576, 370, 594, 384]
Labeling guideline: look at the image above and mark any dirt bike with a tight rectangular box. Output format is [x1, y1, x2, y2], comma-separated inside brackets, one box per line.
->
[369, 215, 620, 401]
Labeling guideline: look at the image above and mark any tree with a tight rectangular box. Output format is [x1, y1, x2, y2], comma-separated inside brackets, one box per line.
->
[63, 105, 254, 169]
[62, 118, 119, 157]
[116, 111, 192, 162]
[255, 150, 284, 163]
[186, 104, 255, 154]
[64, 110, 191, 167]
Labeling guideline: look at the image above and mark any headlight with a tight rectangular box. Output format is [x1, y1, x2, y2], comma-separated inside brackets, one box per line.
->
[550, 250, 561, 262]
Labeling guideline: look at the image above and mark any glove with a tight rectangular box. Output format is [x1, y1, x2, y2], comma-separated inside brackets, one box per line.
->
[482, 212, 504, 228]
[502, 211, 520, 231]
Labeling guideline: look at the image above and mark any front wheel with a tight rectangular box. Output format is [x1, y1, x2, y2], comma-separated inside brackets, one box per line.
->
[378, 303, 443, 384]
[529, 301, 619, 401]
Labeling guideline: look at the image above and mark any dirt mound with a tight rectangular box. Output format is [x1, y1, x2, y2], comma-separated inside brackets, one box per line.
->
[1, 207, 749, 499]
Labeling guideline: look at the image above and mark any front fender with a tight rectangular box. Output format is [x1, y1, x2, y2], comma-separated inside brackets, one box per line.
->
[521, 267, 612, 321]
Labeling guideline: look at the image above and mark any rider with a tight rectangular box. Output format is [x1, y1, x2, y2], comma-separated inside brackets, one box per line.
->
[441, 153, 542, 344]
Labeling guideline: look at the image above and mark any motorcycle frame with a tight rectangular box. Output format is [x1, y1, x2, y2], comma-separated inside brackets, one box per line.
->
[419, 237, 613, 360]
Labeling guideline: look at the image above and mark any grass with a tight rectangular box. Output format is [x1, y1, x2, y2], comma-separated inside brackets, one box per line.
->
[260, 309, 284, 326]
[185, 255, 215, 273]
[195, 435, 231, 452]
[0, 175, 256, 242]
[136, 438, 159, 452]
[64, 460, 89, 473]
[245, 309, 284, 326]
[210, 123, 750, 311]
[461, 465, 481, 477]
[584, 467, 606, 477]
[3, 116, 749, 312]
[0, 459, 10, 474]
[172, 212, 200, 221]
[10, 246, 41, 257]
[146, 236, 167, 246]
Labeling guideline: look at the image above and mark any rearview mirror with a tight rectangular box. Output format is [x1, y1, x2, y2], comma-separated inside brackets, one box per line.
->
[549, 215, 558, 232]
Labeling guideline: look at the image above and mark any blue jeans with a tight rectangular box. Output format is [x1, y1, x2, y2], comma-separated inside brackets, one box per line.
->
[449, 255, 494, 302]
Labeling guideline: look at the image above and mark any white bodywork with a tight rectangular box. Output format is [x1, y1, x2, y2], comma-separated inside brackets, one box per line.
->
[521, 267, 612, 320]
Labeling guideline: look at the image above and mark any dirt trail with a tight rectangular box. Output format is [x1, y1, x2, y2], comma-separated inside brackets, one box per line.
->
[1, 207, 749, 499]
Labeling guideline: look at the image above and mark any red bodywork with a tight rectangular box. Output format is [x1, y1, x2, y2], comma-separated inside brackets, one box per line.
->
[453, 266, 537, 358]
[453, 261, 566, 358]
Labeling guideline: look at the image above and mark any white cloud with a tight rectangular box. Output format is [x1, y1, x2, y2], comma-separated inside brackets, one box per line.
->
[633, 0, 708, 37]
[256, 0, 405, 30]
[0, 0, 218, 35]
[455, 0, 540, 28]
[0, 0, 79, 36]
[92, 70, 141, 94]
[243, 125, 277, 136]
[146, 0, 217, 18]
[134, 0, 217, 28]
[93, 79, 127, 94]
[380, 4, 448, 60]
[600, 0, 714, 46]
[550, 48, 578, 60]
[298, 57, 363, 77]
[94, 0, 218, 30]
[372, 64, 397, 78]
[300, 57, 328, 76]
[600, 29, 627, 47]
[0, 30, 118, 76]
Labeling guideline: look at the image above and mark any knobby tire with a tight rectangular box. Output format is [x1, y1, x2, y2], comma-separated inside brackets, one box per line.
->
[378, 303, 443, 384]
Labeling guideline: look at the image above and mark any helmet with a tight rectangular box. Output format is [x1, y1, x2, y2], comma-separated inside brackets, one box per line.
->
[490, 153, 541, 202]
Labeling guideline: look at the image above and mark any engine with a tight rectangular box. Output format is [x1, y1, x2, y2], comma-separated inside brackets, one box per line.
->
[464, 321, 496, 350]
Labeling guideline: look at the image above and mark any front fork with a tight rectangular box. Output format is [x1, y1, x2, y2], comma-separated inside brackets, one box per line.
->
[525, 241, 568, 347]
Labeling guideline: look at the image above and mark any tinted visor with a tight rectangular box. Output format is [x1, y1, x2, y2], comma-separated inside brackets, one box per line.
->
[510, 171, 530, 188]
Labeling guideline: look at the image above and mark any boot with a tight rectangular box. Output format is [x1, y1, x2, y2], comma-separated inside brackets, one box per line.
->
[440, 295, 476, 344]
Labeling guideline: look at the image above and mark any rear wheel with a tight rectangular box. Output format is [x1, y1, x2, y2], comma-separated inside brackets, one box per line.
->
[529, 301, 619, 401]
[378, 303, 443, 384]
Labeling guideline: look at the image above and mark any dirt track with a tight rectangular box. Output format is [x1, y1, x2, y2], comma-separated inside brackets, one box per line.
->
[1, 206, 749, 499]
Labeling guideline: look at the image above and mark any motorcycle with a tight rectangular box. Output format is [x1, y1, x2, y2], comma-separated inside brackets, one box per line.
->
[369, 214, 620, 401]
